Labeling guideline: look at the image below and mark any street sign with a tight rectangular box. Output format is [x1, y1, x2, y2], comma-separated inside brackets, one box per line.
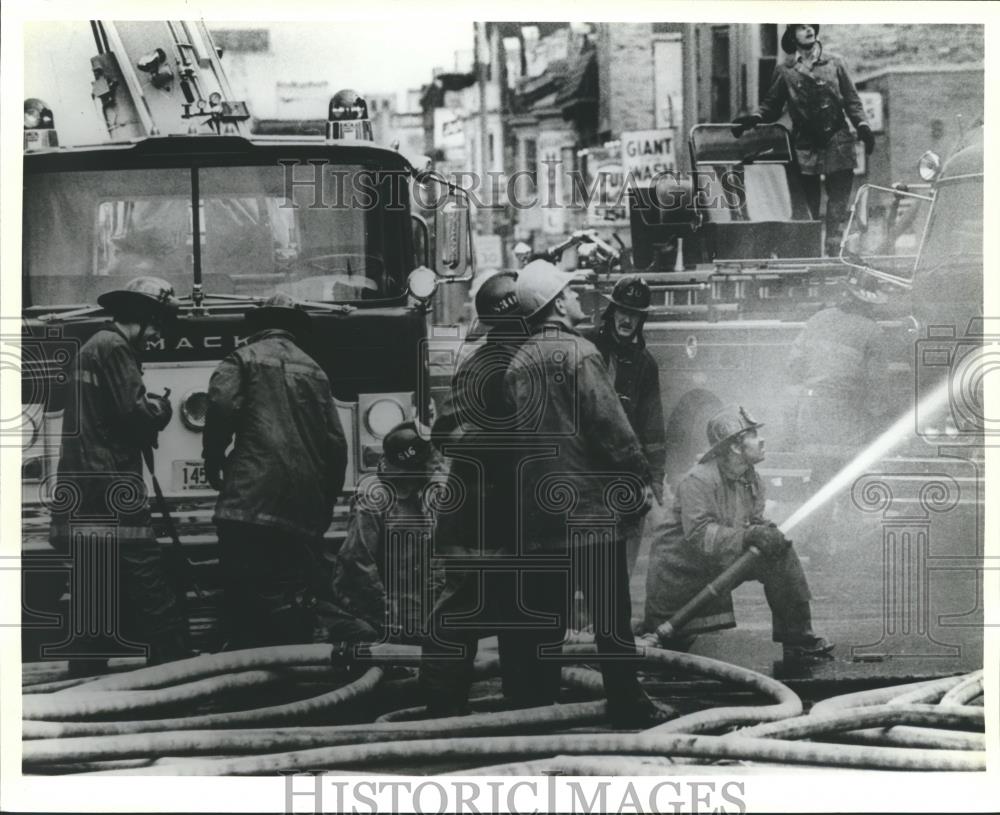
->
[622, 129, 677, 187]
[580, 143, 627, 227]
[475, 234, 503, 270]
[859, 91, 884, 132]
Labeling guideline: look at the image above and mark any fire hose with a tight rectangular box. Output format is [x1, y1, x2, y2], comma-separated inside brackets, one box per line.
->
[809, 674, 966, 716]
[22, 667, 384, 739]
[77, 732, 985, 775]
[939, 670, 983, 706]
[640, 546, 763, 645]
[737, 704, 984, 739]
[23, 670, 287, 720]
[22, 701, 610, 767]
[58, 643, 336, 692]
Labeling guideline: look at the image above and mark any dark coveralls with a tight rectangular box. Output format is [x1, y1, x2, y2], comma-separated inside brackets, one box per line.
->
[586, 323, 667, 573]
[419, 329, 542, 713]
[204, 328, 347, 649]
[643, 459, 816, 646]
[328, 480, 442, 645]
[756, 49, 869, 250]
[499, 322, 654, 719]
[49, 325, 188, 666]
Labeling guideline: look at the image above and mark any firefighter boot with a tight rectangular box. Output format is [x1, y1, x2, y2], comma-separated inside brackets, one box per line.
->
[783, 635, 835, 665]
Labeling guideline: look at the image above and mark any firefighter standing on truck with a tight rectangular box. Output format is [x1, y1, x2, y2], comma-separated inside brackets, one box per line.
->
[420, 271, 540, 717]
[642, 406, 834, 664]
[584, 275, 667, 574]
[50, 277, 189, 674]
[203, 294, 347, 650]
[731, 24, 874, 256]
[502, 260, 668, 727]
[326, 421, 443, 644]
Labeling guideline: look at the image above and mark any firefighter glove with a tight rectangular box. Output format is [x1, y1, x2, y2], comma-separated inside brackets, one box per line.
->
[744, 524, 789, 558]
[147, 393, 173, 432]
[858, 123, 875, 156]
[731, 114, 761, 138]
[204, 458, 224, 492]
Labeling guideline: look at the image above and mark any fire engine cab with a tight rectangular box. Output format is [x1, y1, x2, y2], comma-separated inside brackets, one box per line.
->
[20, 20, 472, 653]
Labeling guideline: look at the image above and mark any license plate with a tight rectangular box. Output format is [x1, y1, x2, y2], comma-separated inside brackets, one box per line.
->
[173, 460, 209, 491]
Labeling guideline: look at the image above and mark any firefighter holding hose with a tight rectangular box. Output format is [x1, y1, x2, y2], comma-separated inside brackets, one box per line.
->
[641, 406, 834, 665]
[50, 277, 190, 674]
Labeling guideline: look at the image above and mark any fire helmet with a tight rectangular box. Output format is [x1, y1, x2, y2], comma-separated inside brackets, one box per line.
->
[467, 271, 521, 340]
[382, 421, 433, 471]
[699, 405, 765, 463]
[245, 293, 312, 337]
[604, 275, 652, 313]
[97, 276, 179, 322]
[516, 259, 584, 319]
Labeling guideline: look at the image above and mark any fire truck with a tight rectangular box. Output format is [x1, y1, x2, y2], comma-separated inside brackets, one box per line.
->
[580, 122, 985, 486]
[19, 21, 473, 654]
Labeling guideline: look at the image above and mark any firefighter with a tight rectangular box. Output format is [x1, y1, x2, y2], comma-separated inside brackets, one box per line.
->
[642, 406, 834, 664]
[50, 276, 189, 674]
[501, 260, 667, 727]
[203, 294, 347, 649]
[420, 271, 536, 716]
[327, 421, 443, 644]
[584, 275, 666, 574]
[787, 274, 892, 563]
[731, 24, 874, 256]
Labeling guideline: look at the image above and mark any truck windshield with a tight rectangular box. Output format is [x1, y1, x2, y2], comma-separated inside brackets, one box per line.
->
[916, 175, 983, 271]
[24, 163, 403, 307]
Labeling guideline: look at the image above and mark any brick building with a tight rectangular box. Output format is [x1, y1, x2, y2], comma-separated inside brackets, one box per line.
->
[855, 64, 984, 188]
[417, 22, 984, 266]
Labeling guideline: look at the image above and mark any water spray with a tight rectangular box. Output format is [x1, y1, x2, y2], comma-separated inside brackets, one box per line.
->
[779, 377, 951, 535]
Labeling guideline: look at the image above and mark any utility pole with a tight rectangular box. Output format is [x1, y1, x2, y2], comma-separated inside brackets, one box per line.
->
[474, 21, 492, 235]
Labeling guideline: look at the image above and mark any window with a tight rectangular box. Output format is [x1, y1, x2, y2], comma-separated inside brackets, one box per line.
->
[24, 164, 406, 307]
[711, 26, 731, 122]
[524, 138, 538, 185]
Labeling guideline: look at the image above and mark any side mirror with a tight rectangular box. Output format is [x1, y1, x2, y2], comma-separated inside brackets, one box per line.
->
[411, 214, 430, 269]
[434, 191, 472, 277]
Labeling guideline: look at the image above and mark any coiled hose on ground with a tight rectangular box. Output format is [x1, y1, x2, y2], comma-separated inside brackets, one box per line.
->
[22, 642, 985, 774]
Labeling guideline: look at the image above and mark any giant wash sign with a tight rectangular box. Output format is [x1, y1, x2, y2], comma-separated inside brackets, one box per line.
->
[622, 129, 677, 187]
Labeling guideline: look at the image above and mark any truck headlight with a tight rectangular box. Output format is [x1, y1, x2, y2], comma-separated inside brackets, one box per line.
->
[365, 398, 406, 438]
[918, 150, 941, 182]
[180, 389, 209, 431]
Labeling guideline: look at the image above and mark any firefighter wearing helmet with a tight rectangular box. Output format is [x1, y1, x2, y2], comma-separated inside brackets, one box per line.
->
[328, 421, 443, 644]
[642, 405, 834, 664]
[421, 271, 533, 716]
[494, 260, 668, 727]
[730, 23, 874, 256]
[584, 275, 666, 575]
[204, 293, 348, 650]
[50, 276, 188, 674]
